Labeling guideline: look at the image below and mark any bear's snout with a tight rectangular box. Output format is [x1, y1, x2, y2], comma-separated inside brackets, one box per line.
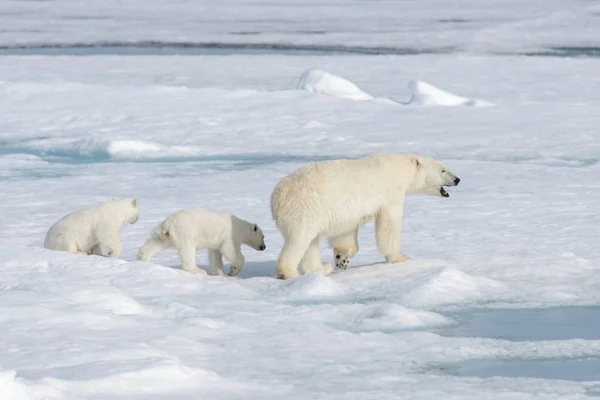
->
[259, 244, 266, 251]
[453, 177, 460, 186]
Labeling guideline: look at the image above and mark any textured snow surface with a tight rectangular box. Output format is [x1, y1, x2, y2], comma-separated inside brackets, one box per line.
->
[1, 0, 600, 55]
[407, 80, 493, 106]
[298, 68, 374, 101]
[297, 69, 491, 107]
[1, 2, 600, 398]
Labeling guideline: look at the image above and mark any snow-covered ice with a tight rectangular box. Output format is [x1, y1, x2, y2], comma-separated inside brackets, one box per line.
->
[298, 68, 374, 101]
[407, 80, 493, 107]
[297, 69, 491, 107]
[1, 1, 600, 399]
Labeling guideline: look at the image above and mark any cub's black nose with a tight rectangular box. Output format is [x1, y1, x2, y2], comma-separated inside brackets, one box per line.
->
[259, 245, 266, 251]
[454, 177, 460, 185]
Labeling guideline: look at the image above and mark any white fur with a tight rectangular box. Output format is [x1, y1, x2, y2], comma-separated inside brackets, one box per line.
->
[136, 209, 266, 276]
[270, 153, 460, 279]
[44, 198, 139, 258]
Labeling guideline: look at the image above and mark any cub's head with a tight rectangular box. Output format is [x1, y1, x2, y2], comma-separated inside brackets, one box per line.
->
[411, 156, 460, 197]
[229, 221, 266, 277]
[245, 223, 266, 252]
[113, 197, 139, 224]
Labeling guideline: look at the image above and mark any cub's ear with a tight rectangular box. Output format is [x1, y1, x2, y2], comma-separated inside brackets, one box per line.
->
[412, 157, 421, 169]
[132, 199, 139, 208]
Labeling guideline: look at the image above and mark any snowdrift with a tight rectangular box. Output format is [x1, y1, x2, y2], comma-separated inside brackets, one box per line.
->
[407, 80, 493, 107]
[297, 68, 374, 101]
[5, 139, 206, 162]
[297, 68, 492, 107]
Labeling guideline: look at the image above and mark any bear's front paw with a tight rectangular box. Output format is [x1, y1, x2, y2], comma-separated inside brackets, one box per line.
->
[385, 253, 409, 264]
[334, 251, 351, 270]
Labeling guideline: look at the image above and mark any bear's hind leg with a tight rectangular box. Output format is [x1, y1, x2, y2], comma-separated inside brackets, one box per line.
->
[48, 233, 86, 255]
[299, 238, 333, 276]
[177, 242, 207, 275]
[275, 232, 314, 280]
[328, 227, 359, 270]
[375, 206, 409, 264]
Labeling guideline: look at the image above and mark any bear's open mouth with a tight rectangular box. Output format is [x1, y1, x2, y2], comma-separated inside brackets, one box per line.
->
[440, 187, 449, 197]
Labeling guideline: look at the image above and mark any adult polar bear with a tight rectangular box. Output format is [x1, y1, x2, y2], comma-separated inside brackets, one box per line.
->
[270, 153, 460, 279]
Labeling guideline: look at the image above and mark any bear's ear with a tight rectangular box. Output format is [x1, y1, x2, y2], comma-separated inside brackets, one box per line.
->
[132, 199, 138, 208]
[413, 157, 421, 170]
[253, 225, 258, 232]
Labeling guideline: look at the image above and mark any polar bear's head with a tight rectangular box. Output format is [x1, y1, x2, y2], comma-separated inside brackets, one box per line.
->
[411, 156, 460, 197]
[113, 197, 139, 224]
[244, 222, 266, 252]
[228, 220, 266, 277]
[127, 199, 140, 224]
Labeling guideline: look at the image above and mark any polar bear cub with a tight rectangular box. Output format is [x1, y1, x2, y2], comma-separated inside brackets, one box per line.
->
[137, 209, 266, 276]
[44, 198, 139, 257]
[270, 153, 460, 279]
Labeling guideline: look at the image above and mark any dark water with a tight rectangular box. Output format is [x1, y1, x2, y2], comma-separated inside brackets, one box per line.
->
[439, 306, 600, 341]
[0, 42, 598, 58]
[433, 307, 600, 385]
[440, 358, 600, 382]
[0, 42, 454, 56]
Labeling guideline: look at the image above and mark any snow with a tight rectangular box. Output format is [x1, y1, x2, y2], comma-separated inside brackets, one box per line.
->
[1, 1, 600, 399]
[297, 69, 491, 107]
[298, 68, 374, 101]
[407, 80, 493, 107]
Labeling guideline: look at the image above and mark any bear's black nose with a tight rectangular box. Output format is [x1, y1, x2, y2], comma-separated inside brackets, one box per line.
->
[454, 177, 460, 185]
[259, 245, 266, 251]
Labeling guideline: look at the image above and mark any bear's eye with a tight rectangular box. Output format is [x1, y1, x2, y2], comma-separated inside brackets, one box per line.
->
[442, 169, 446, 173]
[253, 225, 258, 232]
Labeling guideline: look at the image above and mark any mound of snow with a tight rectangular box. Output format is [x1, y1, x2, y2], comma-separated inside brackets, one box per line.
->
[45, 362, 222, 397]
[0, 371, 35, 400]
[297, 69, 492, 107]
[297, 68, 374, 101]
[395, 268, 506, 308]
[407, 80, 493, 107]
[89, 139, 201, 159]
[107, 139, 164, 156]
[62, 286, 150, 316]
[275, 272, 344, 300]
[27, 139, 205, 160]
[107, 140, 206, 159]
[356, 304, 453, 332]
